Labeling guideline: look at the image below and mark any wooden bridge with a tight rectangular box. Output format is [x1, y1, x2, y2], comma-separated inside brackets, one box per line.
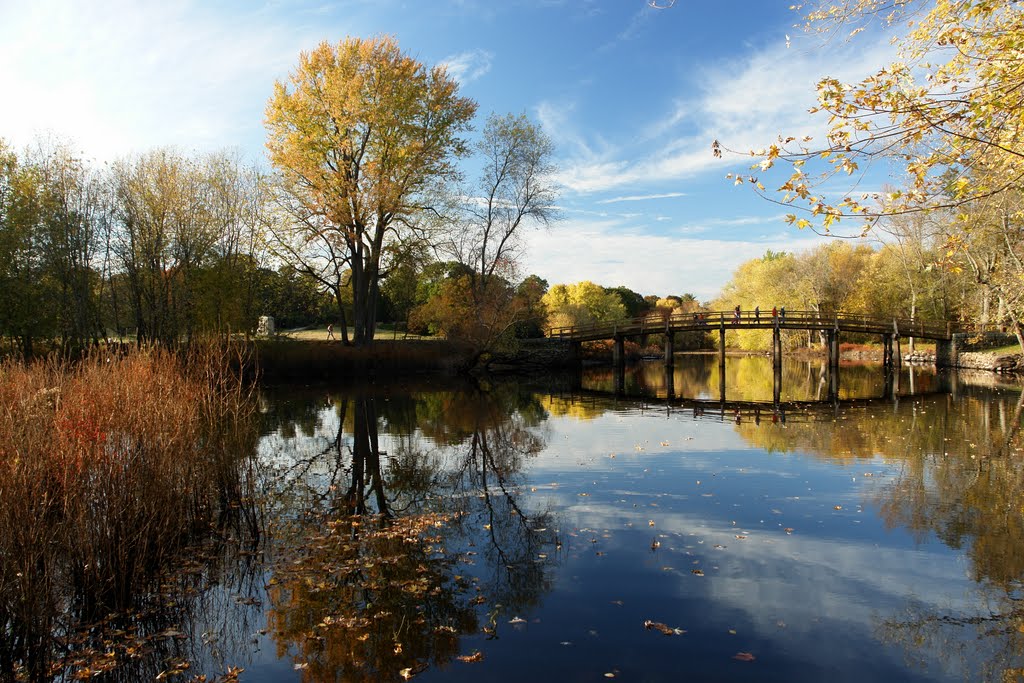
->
[548, 309, 961, 371]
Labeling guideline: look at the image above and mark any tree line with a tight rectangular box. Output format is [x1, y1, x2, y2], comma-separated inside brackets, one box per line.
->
[0, 36, 558, 357]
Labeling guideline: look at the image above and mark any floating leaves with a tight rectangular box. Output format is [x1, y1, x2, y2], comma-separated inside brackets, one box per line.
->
[644, 620, 685, 635]
[733, 652, 756, 662]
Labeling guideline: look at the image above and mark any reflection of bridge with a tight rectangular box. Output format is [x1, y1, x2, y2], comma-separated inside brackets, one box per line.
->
[553, 380, 952, 425]
[549, 309, 960, 371]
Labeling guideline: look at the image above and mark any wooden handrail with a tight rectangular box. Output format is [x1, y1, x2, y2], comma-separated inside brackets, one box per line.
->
[547, 309, 968, 340]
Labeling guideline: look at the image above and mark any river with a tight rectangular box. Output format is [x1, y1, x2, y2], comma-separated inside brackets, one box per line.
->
[64, 356, 1024, 681]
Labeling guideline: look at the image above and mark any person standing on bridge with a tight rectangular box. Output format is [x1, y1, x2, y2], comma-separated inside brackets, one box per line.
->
[754, 306, 760, 322]
[734, 305, 741, 323]
[771, 305, 777, 318]
[780, 306, 786, 322]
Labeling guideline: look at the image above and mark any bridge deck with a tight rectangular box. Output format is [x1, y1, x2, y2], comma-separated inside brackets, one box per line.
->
[548, 309, 956, 342]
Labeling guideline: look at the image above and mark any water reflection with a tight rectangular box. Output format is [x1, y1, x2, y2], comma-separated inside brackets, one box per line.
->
[585, 354, 946, 403]
[257, 382, 560, 680]
[17, 360, 1024, 681]
[241, 362, 1024, 681]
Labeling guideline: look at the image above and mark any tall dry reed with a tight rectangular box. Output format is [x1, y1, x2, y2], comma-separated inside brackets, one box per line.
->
[0, 344, 257, 681]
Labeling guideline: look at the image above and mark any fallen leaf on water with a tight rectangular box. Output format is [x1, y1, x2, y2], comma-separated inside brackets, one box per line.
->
[644, 620, 678, 635]
[509, 616, 527, 624]
[733, 652, 756, 662]
[834, 505, 842, 510]
[735, 535, 747, 540]
[784, 528, 794, 534]
[691, 569, 704, 576]
[456, 651, 484, 663]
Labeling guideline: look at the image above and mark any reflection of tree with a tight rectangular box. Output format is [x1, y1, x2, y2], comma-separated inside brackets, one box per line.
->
[263, 384, 559, 680]
[862, 391, 1024, 681]
[446, 400, 558, 626]
[567, 362, 1024, 679]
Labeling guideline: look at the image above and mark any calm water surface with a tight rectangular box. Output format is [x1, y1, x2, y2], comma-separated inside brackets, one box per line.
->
[192, 356, 1024, 682]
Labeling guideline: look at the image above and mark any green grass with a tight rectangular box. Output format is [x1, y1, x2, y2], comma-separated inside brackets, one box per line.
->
[279, 323, 439, 342]
[974, 343, 1022, 355]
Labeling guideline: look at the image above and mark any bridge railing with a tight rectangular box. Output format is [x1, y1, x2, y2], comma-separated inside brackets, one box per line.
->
[547, 309, 963, 340]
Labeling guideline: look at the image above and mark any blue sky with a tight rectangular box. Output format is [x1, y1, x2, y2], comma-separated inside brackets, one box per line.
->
[0, 0, 898, 300]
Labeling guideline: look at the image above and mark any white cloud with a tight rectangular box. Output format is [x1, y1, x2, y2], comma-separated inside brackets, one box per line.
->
[596, 191, 687, 204]
[440, 48, 493, 85]
[0, 0, 329, 161]
[551, 34, 899, 195]
[522, 215, 822, 298]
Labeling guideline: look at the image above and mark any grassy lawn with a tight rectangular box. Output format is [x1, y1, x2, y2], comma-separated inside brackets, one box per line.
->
[977, 343, 1023, 355]
[279, 324, 440, 342]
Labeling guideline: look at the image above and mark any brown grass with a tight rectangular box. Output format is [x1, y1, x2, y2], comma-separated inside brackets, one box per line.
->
[0, 344, 257, 680]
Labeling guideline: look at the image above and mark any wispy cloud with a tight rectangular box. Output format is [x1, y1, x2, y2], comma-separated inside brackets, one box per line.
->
[523, 215, 822, 298]
[551, 34, 898, 195]
[0, 0, 340, 160]
[596, 191, 687, 204]
[440, 49, 493, 85]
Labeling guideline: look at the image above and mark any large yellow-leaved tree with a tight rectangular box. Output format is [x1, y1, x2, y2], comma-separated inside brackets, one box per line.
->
[265, 36, 477, 345]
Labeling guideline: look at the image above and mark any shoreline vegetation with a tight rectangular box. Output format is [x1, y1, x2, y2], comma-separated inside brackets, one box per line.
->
[0, 345, 259, 681]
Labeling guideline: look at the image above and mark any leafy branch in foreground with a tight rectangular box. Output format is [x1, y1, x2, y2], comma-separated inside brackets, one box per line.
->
[719, 0, 1024, 233]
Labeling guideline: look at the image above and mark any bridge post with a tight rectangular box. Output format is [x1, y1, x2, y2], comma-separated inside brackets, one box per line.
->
[772, 322, 782, 369]
[614, 362, 625, 396]
[882, 333, 893, 370]
[665, 364, 675, 400]
[828, 329, 840, 373]
[664, 331, 675, 366]
[613, 334, 625, 368]
[719, 320, 726, 367]
[893, 320, 902, 368]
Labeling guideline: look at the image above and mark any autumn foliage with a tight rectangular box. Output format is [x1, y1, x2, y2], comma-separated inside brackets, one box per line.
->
[0, 346, 256, 680]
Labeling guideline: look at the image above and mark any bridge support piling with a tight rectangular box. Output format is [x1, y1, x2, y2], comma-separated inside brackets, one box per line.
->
[882, 334, 893, 370]
[614, 361, 625, 396]
[665, 364, 675, 400]
[664, 332, 675, 366]
[893, 320, 902, 369]
[772, 325, 782, 369]
[613, 335, 625, 369]
[718, 323, 726, 367]
[827, 329, 840, 372]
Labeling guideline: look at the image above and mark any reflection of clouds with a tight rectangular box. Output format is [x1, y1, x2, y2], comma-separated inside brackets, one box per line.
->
[525, 403, 983, 675]
[528, 410, 755, 475]
[549, 490, 976, 678]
